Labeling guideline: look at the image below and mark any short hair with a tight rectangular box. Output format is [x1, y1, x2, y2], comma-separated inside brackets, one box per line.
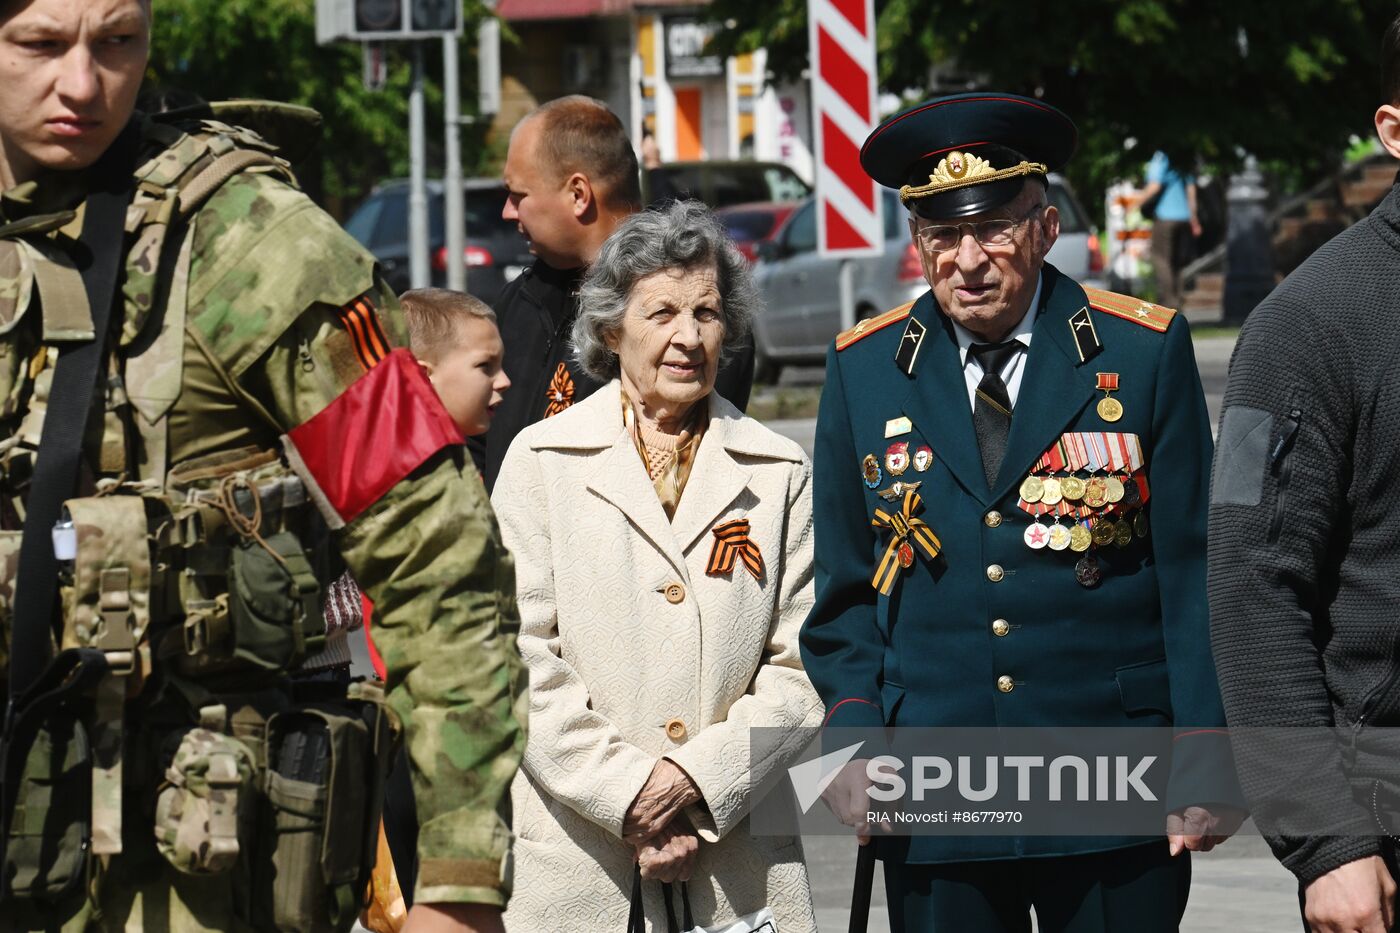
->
[573, 200, 756, 382]
[1385, 13, 1400, 105]
[399, 288, 496, 363]
[522, 96, 642, 212]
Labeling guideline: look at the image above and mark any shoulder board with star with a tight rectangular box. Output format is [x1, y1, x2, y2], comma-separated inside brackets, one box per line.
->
[1082, 286, 1177, 333]
[836, 301, 915, 351]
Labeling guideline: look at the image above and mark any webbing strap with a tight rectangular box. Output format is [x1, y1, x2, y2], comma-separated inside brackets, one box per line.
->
[8, 123, 140, 701]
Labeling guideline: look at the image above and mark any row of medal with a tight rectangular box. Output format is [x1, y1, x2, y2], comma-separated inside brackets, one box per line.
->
[1021, 510, 1150, 552]
[1016, 433, 1152, 574]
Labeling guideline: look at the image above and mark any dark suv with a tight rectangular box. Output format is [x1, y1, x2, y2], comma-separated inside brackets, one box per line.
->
[343, 178, 532, 304]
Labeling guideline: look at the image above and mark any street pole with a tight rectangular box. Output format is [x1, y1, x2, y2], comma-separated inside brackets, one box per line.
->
[838, 259, 856, 333]
[443, 32, 466, 292]
[408, 41, 430, 289]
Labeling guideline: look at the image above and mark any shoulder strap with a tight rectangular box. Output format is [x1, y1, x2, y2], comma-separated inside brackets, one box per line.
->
[8, 123, 140, 701]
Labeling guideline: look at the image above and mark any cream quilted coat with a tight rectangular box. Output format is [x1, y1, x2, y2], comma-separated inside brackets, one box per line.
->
[492, 380, 823, 932]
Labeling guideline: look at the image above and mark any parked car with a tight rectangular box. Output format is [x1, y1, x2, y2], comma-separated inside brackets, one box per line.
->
[749, 176, 1103, 381]
[342, 178, 532, 305]
[643, 160, 810, 210]
[715, 201, 798, 264]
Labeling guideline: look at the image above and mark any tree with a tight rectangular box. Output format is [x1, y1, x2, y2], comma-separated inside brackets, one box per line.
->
[705, 0, 1396, 209]
[146, 0, 498, 216]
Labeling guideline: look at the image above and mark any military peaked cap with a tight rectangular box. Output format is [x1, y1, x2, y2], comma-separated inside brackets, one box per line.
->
[860, 92, 1078, 219]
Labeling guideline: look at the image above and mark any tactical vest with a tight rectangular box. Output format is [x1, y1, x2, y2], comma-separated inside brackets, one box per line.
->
[0, 106, 398, 932]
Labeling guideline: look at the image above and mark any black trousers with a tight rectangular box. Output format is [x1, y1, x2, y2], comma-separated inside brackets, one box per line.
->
[885, 842, 1191, 933]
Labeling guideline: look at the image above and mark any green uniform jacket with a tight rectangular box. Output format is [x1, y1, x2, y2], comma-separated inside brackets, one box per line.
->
[800, 263, 1240, 864]
[0, 116, 525, 908]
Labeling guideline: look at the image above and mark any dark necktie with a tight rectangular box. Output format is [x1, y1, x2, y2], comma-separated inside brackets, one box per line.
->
[970, 340, 1021, 486]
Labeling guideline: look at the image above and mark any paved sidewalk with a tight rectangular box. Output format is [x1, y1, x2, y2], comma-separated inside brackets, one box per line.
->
[806, 833, 1300, 932]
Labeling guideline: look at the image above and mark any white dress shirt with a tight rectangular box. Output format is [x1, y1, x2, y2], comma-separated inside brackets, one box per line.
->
[950, 272, 1044, 410]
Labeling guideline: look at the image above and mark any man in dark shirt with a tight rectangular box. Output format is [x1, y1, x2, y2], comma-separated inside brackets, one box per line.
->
[472, 96, 754, 490]
[1209, 15, 1400, 933]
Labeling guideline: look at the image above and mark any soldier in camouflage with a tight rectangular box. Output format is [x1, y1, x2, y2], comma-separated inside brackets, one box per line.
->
[0, 2, 524, 932]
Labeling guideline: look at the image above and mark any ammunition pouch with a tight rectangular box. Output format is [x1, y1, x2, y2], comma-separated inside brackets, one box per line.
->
[154, 719, 255, 874]
[0, 648, 111, 930]
[259, 684, 393, 932]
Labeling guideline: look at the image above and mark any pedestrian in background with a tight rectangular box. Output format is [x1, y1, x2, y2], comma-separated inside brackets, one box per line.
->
[1141, 150, 1201, 309]
[473, 95, 754, 492]
[1209, 14, 1400, 933]
[492, 201, 821, 932]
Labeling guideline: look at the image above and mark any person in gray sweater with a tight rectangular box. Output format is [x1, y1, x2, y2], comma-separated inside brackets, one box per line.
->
[1209, 15, 1400, 933]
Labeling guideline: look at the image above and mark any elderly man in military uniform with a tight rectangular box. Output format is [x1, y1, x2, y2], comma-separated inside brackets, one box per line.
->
[0, 2, 522, 932]
[800, 93, 1243, 932]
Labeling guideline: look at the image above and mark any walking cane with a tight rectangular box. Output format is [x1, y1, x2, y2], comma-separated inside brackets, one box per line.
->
[848, 843, 876, 933]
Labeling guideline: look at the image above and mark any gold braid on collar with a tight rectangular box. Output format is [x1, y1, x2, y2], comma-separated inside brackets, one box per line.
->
[899, 150, 1048, 203]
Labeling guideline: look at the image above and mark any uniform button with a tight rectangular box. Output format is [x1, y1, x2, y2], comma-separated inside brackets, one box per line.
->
[984, 510, 1003, 528]
[986, 564, 1005, 583]
[665, 718, 687, 741]
[992, 619, 1011, 637]
[997, 675, 1015, 693]
[664, 583, 686, 604]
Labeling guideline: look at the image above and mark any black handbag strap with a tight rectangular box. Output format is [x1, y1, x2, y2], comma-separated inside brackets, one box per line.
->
[629, 864, 695, 933]
[7, 122, 140, 702]
[848, 843, 876, 933]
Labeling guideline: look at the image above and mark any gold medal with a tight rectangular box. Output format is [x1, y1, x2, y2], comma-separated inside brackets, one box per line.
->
[1047, 523, 1072, 551]
[897, 541, 915, 568]
[1019, 475, 1045, 504]
[1069, 524, 1092, 552]
[1041, 477, 1063, 506]
[1096, 373, 1123, 422]
[1114, 520, 1134, 548]
[1083, 476, 1108, 508]
[1060, 475, 1087, 501]
[1091, 519, 1116, 547]
[1133, 511, 1150, 538]
[1104, 476, 1126, 504]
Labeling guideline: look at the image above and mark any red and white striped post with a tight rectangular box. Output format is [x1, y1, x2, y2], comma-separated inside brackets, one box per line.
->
[809, 0, 881, 332]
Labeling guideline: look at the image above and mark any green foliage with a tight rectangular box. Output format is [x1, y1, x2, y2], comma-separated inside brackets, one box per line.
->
[146, 0, 496, 216]
[705, 0, 1398, 216]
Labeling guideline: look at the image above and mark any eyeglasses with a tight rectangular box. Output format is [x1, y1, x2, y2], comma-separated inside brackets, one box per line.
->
[912, 204, 1045, 254]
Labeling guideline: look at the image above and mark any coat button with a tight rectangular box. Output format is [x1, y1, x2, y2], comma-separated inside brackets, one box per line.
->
[665, 718, 687, 741]
[997, 675, 1015, 693]
[992, 619, 1011, 637]
[986, 564, 1005, 583]
[664, 583, 686, 604]
[984, 510, 1003, 528]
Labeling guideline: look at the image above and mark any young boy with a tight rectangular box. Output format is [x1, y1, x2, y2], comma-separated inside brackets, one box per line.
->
[360, 288, 513, 931]
[400, 287, 512, 438]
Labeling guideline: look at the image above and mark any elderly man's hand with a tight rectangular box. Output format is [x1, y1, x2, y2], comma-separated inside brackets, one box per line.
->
[1165, 805, 1246, 855]
[820, 759, 892, 846]
[623, 759, 702, 842]
[1302, 855, 1397, 933]
[401, 903, 505, 933]
[634, 819, 700, 884]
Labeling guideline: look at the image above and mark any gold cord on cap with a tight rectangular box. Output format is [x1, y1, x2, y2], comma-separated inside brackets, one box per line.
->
[899, 150, 1048, 203]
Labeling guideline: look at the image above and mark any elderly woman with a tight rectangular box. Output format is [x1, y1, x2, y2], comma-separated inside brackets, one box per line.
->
[493, 200, 822, 932]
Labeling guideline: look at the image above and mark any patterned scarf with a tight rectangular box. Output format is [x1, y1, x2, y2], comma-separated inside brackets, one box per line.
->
[622, 392, 706, 520]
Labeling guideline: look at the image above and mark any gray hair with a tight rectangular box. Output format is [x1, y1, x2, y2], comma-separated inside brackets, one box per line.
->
[573, 200, 757, 382]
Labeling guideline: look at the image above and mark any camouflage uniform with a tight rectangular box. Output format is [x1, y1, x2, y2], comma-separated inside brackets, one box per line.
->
[0, 109, 525, 930]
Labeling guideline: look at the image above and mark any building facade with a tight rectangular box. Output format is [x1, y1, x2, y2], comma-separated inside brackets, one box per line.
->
[494, 0, 813, 183]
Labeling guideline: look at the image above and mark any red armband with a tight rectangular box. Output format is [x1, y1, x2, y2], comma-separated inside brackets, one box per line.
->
[283, 348, 461, 528]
